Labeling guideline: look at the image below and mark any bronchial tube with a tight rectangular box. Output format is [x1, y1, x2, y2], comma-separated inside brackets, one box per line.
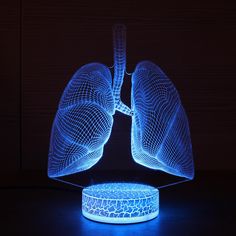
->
[113, 24, 132, 116]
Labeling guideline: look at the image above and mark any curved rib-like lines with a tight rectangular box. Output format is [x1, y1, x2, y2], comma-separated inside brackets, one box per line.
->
[131, 61, 194, 179]
[48, 26, 194, 180]
[48, 63, 114, 177]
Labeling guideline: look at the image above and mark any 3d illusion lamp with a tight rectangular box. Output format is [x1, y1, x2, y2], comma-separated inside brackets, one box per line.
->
[48, 24, 194, 224]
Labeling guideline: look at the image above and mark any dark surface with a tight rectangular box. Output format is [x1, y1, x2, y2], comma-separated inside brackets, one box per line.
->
[0, 0, 20, 171]
[1, 171, 236, 235]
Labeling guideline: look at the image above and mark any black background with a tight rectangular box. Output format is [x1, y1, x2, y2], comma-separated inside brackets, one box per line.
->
[1, 0, 236, 235]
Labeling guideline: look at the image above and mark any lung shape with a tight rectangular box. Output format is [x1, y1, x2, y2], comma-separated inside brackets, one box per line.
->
[48, 63, 115, 177]
[131, 61, 194, 179]
[48, 25, 194, 180]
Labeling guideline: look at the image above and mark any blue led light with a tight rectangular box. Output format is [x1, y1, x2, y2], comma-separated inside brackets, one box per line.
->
[112, 24, 132, 116]
[131, 61, 194, 179]
[48, 24, 194, 180]
[82, 183, 159, 224]
[48, 63, 115, 177]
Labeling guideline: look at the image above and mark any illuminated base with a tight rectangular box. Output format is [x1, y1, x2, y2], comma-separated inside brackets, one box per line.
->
[82, 183, 159, 224]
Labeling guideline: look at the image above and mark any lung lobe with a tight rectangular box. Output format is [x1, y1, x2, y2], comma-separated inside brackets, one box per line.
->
[131, 61, 194, 179]
[48, 63, 114, 177]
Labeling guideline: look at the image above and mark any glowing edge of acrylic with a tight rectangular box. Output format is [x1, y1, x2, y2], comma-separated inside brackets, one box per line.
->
[82, 183, 159, 224]
[82, 210, 159, 224]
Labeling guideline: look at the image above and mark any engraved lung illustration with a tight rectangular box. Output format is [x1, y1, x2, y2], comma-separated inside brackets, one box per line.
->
[48, 63, 115, 177]
[48, 25, 194, 180]
[131, 61, 194, 179]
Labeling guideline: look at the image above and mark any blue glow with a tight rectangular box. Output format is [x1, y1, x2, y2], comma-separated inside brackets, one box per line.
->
[48, 63, 115, 177]
[131, 61, 194, 179]
[48, 24, 194, 180]
[112, 24, 132, 116]
[82, 183, 159, 224]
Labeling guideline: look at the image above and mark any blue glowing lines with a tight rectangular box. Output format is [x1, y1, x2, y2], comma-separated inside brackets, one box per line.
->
[112, 24, 132, 116]
[48, 63, 114, 177]
[82, 183, 159, 224]
[131, 61, 194, 179]
[48, 24, 194, 179]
